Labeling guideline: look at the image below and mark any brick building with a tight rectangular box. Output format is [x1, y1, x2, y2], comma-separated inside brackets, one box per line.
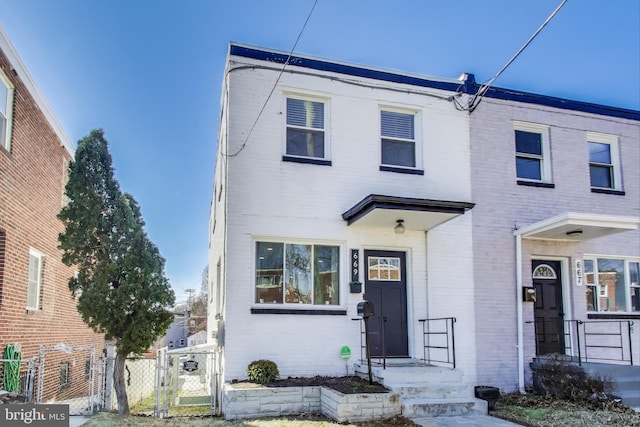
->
[0, 26, 105, 405]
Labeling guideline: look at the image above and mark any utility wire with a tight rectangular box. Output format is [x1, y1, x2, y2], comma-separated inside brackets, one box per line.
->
[467, 0, 568, 113]
[224, 0, 319, 157]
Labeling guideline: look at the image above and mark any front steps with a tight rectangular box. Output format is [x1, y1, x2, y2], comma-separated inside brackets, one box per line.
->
[354, 359, 487, 417]
[581, 362, 640, 409]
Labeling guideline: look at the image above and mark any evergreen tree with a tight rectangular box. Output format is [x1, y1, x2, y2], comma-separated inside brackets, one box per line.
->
[58, 129, 175, 416]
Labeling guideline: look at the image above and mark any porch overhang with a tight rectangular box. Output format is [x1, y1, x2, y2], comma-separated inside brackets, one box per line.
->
[513, 212, 639, 242]
[341, 194, 475, 231]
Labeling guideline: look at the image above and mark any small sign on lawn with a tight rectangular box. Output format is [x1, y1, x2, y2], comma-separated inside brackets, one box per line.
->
[340, 346, 351, 360]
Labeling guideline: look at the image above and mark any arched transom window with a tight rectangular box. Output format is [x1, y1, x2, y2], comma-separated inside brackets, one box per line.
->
[533, 264, 557, 279]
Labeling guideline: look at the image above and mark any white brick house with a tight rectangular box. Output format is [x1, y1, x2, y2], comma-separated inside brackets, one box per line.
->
[208, 43, 639, 409]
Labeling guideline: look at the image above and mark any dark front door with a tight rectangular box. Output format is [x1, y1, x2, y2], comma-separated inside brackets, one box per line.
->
[364, 250, 408, 357]
[532, 260, 565, 355]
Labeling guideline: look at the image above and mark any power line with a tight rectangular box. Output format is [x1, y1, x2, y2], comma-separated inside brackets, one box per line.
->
[224, 0, 319, 157]
[467, 0, 569, 113]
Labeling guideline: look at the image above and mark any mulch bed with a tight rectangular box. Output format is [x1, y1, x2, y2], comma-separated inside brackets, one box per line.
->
[241, 375, 390, 394]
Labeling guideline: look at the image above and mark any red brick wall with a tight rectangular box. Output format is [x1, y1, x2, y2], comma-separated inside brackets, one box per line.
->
[0, 47, 106, 401]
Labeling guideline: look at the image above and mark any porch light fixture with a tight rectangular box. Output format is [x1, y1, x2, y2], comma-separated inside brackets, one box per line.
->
[394, 219, 405, 234]
[566, 229, 583, 237]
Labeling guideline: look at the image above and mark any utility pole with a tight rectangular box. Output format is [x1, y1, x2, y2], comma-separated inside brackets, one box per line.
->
[185, 288, 195, 312]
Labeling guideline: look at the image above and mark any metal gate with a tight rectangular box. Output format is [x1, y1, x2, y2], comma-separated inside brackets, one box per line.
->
[155, 347, 216, 418]
[36, 344, 102, 415]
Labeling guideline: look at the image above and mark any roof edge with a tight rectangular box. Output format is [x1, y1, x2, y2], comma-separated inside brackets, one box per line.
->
[0, 25, 74, 154]
[229, 42, 640, 121]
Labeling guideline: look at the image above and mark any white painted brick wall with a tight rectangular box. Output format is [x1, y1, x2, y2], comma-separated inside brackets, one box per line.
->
[216, 55, 475, 383]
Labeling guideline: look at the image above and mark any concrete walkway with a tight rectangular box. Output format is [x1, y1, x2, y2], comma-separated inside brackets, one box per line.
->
[69, 416, 89, 427]
[411, 415, 522, 426]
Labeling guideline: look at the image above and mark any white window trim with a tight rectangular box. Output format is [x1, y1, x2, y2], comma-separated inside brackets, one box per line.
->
[587, 131, 622, 191]
[252, 237, 344, 308]
[283, 92, 330, 161]
[27, 248, 44, 310]
[513, 121, 552, 183]
[379, 105, 422, 170]
[0, 69, 15, 152]
[584, 255, 640, 313]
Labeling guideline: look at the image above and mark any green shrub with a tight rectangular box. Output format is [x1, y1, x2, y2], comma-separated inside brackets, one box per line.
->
[247, 359, 279, 384]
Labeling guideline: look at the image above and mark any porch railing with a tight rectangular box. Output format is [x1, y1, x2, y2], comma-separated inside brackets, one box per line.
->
[526, 319, 634, 366]
[418, 317, 456, 369]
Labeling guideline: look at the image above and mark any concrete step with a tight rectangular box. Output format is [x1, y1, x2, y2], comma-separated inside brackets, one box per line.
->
[615, 378, 640, 393]
[401, 397, 487, 418]
[388, 383, 472, 399]
[355, 363, 464, 384]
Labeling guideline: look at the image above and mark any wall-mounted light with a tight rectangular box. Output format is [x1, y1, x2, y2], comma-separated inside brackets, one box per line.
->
[566, 229, 583, 237]
[394, 219, 405, 234]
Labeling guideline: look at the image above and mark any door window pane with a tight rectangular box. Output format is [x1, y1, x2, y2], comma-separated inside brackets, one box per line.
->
[368, 257, 401, 281]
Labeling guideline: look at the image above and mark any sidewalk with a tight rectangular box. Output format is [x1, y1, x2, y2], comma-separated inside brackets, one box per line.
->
[411, 415, 522, 426]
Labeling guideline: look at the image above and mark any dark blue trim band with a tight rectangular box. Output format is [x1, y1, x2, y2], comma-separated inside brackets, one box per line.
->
[282, 155, 332, 166]
[230, 43, 640, 121]
[591, 188, 626, 196]
[517, 180, 555, 189]
[380, 166, 424, 175]
[251, 308, 347, 315]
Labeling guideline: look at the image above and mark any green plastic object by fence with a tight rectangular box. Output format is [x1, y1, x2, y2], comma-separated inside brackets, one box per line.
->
[2, 343, 22, 393]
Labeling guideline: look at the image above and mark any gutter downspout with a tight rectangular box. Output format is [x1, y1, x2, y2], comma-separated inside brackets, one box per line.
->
[515, 233, 525, 393]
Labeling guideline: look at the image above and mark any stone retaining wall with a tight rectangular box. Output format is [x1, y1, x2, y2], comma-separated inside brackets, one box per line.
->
[223, 383, 401, 422]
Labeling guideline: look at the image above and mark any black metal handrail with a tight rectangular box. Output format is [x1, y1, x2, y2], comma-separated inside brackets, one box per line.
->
[418, 317, 456, 369]
[526, 319, 634, 366]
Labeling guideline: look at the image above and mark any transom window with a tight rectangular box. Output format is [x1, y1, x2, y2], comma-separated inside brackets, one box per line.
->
[381, 110, 416, 168]
[0, 71, 14, 151]
[27, 249, 44, 310]
[532, 264, 557, 279]
[286, 97, 326, 159]
[255, 241, 340, 305]
[514, 122, 551, 183]
[588, 132, 621, 190]
[368, 257, 401, 281]
[584, 257, 640, 312]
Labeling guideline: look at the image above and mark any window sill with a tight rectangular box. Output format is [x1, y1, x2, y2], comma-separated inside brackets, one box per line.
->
[516, 180, 555, 188]
[283, 155, 331, 166]
[251, 307, 347, 315]
[587, 312, 640, 320]
[590, 188, 625, 196]
[380, 166, 424, 175]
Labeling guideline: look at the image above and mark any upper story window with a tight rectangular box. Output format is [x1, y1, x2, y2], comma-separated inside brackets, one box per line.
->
[285, 96, 328, 163]
[514, 122, 551, 184]
[26, 249, 44, 310]
[380, 109, 422, 174]
[587, 132, 622, 192]
[255, 241, 340, 306]
[0, 71, 15, 151]
[585, 257, 640, 313]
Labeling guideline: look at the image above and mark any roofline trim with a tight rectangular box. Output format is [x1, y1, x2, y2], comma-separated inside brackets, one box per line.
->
[229, 42, 640, 121]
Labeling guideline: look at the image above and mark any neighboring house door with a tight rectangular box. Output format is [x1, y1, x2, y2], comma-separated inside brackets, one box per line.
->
[532, 260, 565, 355]
[364, 250, 408, 358]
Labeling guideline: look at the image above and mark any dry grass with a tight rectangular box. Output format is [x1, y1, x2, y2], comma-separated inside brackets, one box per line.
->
[492, 392, 640, 427]
[82, 412, 418, 427]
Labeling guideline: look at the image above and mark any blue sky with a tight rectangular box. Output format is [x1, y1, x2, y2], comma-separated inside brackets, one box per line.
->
[1, 1, 638, 304]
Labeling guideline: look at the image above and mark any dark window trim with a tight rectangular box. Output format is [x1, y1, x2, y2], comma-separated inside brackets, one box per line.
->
[379, 166, 424, 175]
[517, 180, 555, 188]
[591, 188, 625, 196]
[282, 155, 331, 166]
[587, 313, 640, 320]
[251, 308, 347, 315]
